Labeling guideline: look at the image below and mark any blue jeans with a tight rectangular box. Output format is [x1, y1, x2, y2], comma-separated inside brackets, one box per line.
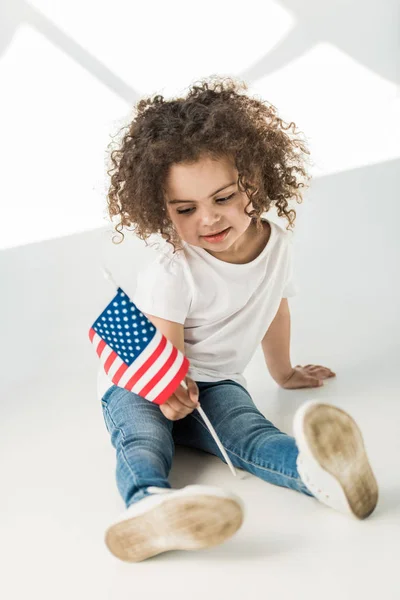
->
[100, 379, 314, 507]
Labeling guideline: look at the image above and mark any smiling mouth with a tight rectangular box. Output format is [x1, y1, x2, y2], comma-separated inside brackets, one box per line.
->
[202, 227, 230, 237]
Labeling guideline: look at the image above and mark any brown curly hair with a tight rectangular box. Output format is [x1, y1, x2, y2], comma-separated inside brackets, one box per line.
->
[106, 75, 312, 253]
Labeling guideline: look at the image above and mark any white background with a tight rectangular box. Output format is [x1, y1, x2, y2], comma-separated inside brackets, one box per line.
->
[1, 1, 399, 598]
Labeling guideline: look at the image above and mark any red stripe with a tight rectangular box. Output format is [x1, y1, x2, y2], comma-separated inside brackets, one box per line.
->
[125, 335, 167, 391]
[153, 356, 190, 405]
[104, 351, 117, 373]
[139, 345, 178, 398]
[112, 361, 129, 385]
[88, 328, 106, 357]
[96, 339, 106, 357]
[89, 329, 128, 384]
[88, 328, 107, 357]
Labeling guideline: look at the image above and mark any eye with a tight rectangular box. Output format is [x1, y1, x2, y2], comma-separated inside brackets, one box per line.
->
[177, 193, 235, 215]
[217, 193, 235, 203]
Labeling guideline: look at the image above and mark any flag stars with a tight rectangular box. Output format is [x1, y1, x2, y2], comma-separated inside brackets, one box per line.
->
[92, 291, 156, 366]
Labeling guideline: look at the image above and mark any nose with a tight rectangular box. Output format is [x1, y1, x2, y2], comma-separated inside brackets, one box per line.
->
[198, 207, 222, 227]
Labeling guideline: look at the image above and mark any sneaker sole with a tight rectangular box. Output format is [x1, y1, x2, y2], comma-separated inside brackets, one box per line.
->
[105, 487, 244, 562]
[296, 403, 378, 519]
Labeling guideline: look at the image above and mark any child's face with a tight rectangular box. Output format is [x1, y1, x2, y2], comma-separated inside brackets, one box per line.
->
[164, 154, 257, 258]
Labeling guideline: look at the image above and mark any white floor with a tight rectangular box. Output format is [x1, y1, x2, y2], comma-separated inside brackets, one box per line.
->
[1, 158, 400, 600]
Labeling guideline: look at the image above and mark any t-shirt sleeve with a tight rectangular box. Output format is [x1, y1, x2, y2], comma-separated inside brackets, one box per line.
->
[131, 252, 192, 324]
[282, 236, 299, 298]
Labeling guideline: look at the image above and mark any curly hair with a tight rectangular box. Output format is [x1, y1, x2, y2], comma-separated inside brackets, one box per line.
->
[106, 75, 312, 253]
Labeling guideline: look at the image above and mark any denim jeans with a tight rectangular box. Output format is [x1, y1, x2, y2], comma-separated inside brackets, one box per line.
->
[100, 378, 314, 507]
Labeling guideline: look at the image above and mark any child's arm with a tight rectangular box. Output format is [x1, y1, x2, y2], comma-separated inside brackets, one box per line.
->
[261, 298, 293, 386]
[143, 312, 185, 354]
[142, 312, 199, 419]
[261, 300, 336, 389]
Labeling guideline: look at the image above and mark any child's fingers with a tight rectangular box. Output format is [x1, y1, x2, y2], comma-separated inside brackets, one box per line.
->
[163, 396, 190, 416]
[185, 376, 200, 402]
[173, 389, 195, 409]
[306, 376, 323, 387]
[170, 389, 198, 410]
[304, 365, 335, 376]
[175, 380, 199, 408]
[161, 395, 198, 421]
[160, 403, 185, 421]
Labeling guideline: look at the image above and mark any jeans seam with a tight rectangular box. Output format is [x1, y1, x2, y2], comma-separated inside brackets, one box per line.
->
[102, 404, 141, 490]
[188, 413, 304, 485]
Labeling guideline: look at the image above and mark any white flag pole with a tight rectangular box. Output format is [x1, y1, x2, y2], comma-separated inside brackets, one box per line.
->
[102, 266, 237, 477]
[180, 379, 237, 477]
[102, 266, 119, 288]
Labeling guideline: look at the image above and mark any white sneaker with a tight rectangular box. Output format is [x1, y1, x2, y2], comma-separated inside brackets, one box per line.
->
[105, 484, 245, 562]
[293, 400, 379, 519]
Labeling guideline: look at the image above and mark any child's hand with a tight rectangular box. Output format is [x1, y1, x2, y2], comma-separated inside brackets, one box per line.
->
[159, 376, 200, 421]
[279, 365, 336, 389]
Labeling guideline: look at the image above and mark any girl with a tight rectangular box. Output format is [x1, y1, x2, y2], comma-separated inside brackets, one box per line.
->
[98, 76, 379, 563]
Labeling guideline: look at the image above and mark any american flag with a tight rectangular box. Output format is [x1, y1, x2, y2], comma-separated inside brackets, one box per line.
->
[89, 269, 238, 477]
[88, 286, 190, 405]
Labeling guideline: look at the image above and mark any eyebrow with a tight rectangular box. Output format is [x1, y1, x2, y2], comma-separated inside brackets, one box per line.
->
[167, 181, 236, 204]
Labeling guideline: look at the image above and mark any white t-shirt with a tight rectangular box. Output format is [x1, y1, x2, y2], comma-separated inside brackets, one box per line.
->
[97, 217, 298, 400]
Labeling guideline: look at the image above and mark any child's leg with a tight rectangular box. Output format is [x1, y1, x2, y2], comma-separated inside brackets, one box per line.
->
[101, 385, 175, 507]
[172, 379, 313, 497]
